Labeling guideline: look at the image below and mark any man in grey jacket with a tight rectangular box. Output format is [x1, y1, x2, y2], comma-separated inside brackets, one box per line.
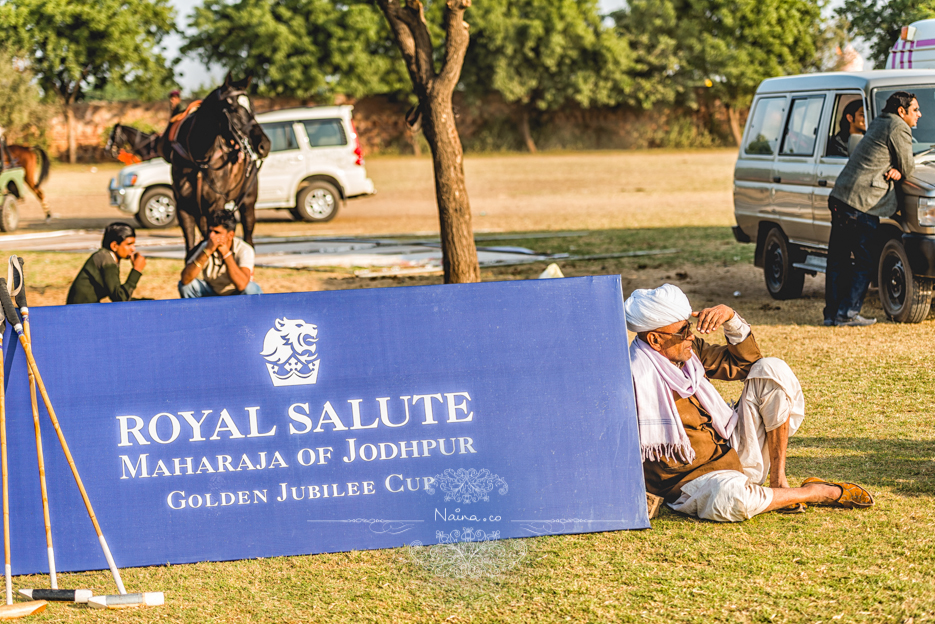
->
[824, 91, 921, 326]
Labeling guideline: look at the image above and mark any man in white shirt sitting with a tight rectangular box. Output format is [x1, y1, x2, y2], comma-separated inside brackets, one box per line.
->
[178, 213, 262, 298]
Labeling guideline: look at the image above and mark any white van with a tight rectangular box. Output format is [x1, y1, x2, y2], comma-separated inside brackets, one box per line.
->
[108, 106, 376, 228]
[734, 70, 935, 323]
[888, 20, 935, 69]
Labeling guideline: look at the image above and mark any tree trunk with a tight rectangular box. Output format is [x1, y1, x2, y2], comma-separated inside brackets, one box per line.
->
[519, 106, 537, 153]
[66, 105, 77, 164]
[377, 0, 480, 284]
[726, 104, 743, 147]
[422, 90, 480, 284]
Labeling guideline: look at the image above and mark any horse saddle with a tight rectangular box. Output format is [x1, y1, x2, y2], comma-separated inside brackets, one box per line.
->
[164, 100, 204, 164]
[168, 100, 203, 143]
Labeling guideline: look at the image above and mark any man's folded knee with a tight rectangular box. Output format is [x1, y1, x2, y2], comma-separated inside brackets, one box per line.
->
[749, 356, 794, 380]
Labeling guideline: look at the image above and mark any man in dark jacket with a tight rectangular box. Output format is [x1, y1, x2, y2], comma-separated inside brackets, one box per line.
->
[67, 222, 146, 304]
[824, 91, 920, 326]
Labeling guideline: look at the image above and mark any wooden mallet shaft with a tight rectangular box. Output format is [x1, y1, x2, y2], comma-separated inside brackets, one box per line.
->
[13, 259, 58, 590]
[0, 281, 126, 595]
[17, 338, 125, 594]
[0, 332, 10, 606]
[24, 317, 55, 588]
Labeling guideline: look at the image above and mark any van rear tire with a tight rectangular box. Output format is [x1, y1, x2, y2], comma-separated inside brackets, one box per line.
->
[763, 227, 805, 300]
[878, 238, 933, 323]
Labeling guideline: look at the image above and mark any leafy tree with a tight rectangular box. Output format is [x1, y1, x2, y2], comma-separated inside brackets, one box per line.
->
[0, 0, 176, 162]
[614, 0, 824, 145]
[612, 0, 685, 109]
[183, 0, 408, 100]
[837, 0, 935, 69]
[461, 0, 632, 152]
[0, 47, 52, 148]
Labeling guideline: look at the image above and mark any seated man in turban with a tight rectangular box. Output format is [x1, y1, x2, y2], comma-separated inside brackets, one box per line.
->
[626, 284, 873, 522]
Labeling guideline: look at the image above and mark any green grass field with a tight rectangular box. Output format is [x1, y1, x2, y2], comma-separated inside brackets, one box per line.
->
[7, 226, 935, 622]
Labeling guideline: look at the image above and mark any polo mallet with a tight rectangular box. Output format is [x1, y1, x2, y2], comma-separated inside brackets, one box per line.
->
[0, 296, 9, 605]
[0, 281, 46, 619]
[8, 258, 56, 590]
[0, 280, 126, 595]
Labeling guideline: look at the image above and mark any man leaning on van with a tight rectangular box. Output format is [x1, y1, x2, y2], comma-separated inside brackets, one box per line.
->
[824, 91, 920, 327]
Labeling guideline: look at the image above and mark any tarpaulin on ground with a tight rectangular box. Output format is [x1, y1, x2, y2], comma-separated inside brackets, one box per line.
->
[0, 276, 647, 574]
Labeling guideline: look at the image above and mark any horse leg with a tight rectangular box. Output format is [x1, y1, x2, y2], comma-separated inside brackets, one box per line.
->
[174, 173, 200, 254]
[177, 207, 198, 254]
[11, 151, 51, 220]
[23, 171, 50, 220]
[31, 183, 50, 220]
[239, 199, 256, 247]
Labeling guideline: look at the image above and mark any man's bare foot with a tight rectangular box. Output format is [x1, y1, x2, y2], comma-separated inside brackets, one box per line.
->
[802, 482, 842, 504]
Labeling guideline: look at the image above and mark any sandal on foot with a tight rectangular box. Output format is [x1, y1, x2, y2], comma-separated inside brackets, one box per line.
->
[774, 502, 807, 514]
[802, 477, 874, 509]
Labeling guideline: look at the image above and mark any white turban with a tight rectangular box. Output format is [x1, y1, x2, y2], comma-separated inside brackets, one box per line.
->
[625, 284, 692, 332]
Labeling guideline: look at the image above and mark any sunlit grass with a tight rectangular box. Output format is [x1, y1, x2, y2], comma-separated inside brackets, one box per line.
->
[8, 227, 935, 622]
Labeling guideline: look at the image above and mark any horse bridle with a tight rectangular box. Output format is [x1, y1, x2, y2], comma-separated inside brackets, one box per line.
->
[174, 93, 265, 215]
[222, 107, 265, 209]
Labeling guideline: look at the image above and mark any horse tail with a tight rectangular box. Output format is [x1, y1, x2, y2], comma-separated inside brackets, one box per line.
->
[34, 147, 50, 188]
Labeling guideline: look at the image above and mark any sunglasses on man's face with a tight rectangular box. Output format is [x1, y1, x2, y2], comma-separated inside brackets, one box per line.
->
[651, 321, 693, 342]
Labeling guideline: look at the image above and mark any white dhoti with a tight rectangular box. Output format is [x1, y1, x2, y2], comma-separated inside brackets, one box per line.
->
[668, 357, 806, 522]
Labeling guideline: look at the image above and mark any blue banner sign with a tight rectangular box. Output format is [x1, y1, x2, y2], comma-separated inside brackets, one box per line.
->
[1, 276, 647, 574]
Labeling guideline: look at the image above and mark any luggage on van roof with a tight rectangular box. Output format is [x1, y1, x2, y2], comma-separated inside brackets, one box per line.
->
[889, 19, 935, 69]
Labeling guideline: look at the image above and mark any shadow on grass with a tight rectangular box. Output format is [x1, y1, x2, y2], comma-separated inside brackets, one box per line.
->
[481, 226, 754, 269]
[17, 216, 117, 232]
[788, 436, 935, 497]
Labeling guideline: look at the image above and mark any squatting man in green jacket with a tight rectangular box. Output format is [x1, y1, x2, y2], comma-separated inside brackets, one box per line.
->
[66, 222, 146, 304]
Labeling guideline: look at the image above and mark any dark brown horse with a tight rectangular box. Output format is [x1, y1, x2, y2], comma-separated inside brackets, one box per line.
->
[105, 124, 161, 163]
[1, 145, 51, 219]
[158, 74, 270, 252]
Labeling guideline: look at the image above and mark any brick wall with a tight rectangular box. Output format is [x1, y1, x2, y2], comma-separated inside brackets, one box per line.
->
[49, 94, 737, 162]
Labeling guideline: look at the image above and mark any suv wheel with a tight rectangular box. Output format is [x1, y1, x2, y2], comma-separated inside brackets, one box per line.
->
[136, 187, 177, 228]
[292, 181, 342, 222]
[878, 238, 933, 323]
[762, 227, 805, 300]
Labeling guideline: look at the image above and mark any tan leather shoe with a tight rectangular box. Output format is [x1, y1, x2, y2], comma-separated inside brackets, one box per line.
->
[802, 477, 874, 509]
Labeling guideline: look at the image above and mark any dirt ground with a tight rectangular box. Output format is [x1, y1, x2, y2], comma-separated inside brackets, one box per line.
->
[10, 149, 737, 234]
[1, 147, 878, 326]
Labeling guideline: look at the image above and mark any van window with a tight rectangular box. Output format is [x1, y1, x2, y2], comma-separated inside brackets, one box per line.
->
[260, 122, 299, 152]
[825, 94, 864, 158]
[744, 97, 786, 155]
[302, 119, 347, 148]
[873, 85, 935, 154]
[780, 96, 824, 156]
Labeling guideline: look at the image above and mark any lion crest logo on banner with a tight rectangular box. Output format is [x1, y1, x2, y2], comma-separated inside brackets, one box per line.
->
[260, 318, 320, 386]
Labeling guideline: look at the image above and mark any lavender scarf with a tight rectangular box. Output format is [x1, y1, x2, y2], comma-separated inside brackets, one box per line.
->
[629, 338, 737, 464]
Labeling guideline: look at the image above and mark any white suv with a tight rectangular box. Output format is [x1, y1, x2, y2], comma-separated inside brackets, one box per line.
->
[108, 106, 376, 228]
